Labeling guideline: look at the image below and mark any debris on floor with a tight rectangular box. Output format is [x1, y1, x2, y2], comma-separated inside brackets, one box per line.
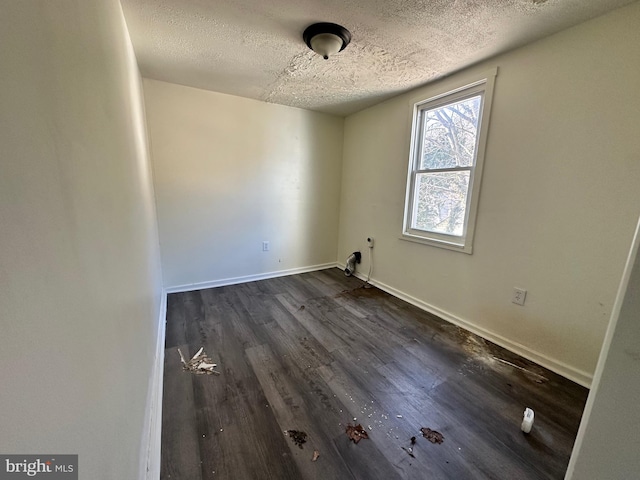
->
[311, 450, 320, 462]
[421, 427, 444, 444]
[410, 436, 416, 445]
[345, 423, 369, 444]
[178, 347, 220, 375]
[286, 430, 308, 449]
[401, 446, 415, 458]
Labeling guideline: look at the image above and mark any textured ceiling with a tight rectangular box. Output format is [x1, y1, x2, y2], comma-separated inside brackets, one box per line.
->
[120, 0, 635, 116]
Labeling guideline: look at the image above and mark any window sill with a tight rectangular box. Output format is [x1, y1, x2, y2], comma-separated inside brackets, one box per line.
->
[400, 232, 473, 254]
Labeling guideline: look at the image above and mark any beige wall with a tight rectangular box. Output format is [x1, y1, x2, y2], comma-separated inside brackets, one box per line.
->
[144, 79, 344, 289]
[338, 2, 640, 385]
[566, 215, 640, 478]
[0, 1, 163, 478]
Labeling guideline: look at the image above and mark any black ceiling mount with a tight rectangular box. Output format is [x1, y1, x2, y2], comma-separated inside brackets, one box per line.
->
[303, 22, 352, 55]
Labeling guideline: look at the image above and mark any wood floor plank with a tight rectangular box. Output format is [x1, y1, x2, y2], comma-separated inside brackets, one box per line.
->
[245, 344, 358, 480]
[275, 292, 349, 353]
[170, 290, 208, 349]
[267, 296, 337, 369]
[161, 343, 202, 480]
[188, 318, 301, 480]
[164, 294, 186, 349]
[331, 432, 404, 480]
[317, 361, 442, 479]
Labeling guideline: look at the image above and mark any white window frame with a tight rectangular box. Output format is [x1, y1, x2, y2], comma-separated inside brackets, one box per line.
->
[402, 68, 497, 254]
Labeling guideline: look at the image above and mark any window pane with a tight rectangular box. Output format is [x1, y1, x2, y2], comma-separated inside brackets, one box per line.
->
[420, 95, 481, 170]
[412, 171, 470, 236]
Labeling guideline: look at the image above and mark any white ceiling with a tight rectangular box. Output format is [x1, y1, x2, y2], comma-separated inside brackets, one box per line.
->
[120, 0, 634, 116]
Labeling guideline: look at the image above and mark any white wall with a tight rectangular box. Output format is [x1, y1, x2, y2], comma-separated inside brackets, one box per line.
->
[338, 2, 640, 385]
[144, 79, 344, 289]
[0, 1, 163, 478]
[565, 214, 640, 478]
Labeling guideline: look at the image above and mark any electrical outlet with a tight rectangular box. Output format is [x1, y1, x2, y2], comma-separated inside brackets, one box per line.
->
[367, 237, 374, 248]
[512, 287, 527, 306]
[262, 241, 269, 252]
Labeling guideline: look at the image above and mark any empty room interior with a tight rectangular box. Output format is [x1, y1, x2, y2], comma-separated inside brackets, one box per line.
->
[1, 1, 640, 479]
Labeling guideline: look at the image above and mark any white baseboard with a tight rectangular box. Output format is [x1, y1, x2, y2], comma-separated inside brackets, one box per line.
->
[140, 290, 167, 480]
[165, 262, 338, 294]
[337, 263, 593, 388]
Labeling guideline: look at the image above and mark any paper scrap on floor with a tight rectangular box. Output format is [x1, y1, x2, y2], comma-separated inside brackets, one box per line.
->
[178, 347, 220, 375]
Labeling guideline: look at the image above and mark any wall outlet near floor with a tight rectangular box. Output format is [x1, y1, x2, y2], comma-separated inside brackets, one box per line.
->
[262, 241, 269, 252]
[367, 237, 374, 248]
[512, 287, 527, 306]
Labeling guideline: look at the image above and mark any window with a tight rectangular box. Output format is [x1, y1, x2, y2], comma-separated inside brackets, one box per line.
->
[403, 69, 496, 254]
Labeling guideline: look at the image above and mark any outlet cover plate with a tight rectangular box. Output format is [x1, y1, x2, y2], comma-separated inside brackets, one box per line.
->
[512, 288, 527, 306]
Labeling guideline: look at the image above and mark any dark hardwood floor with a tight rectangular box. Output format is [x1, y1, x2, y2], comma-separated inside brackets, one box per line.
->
[161, 268, 588, 480]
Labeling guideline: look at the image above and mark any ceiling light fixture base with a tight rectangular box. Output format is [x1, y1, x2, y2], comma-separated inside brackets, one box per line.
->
[303, 22, 351, 60]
